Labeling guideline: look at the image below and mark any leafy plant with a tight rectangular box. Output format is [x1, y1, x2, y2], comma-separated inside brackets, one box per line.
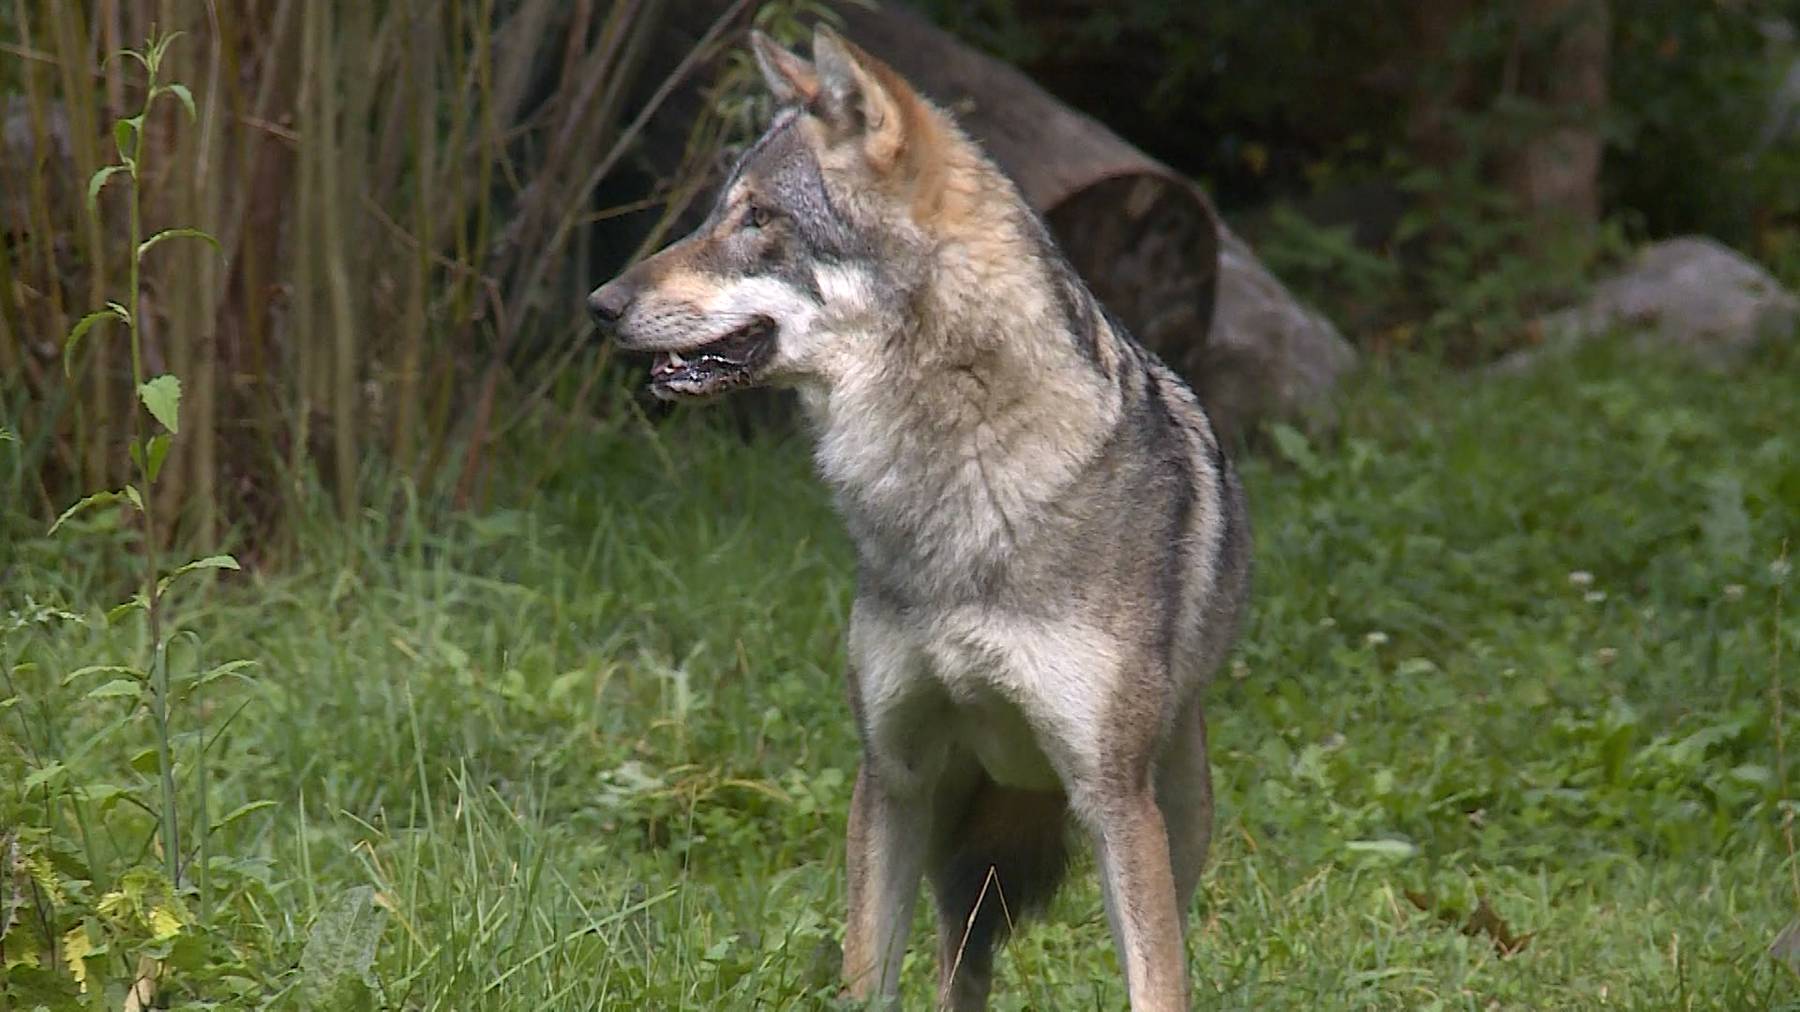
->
[1, 31, 270, 1006]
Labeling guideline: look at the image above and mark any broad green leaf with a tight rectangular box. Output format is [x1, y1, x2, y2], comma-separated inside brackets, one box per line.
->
[48, 489, 124, 535]
[113, 118, 135, 161]
[139, 374, 182, 434]
[145, 434, 171, 482]
[63, 307, 127, 377]
[85, 679, 142, 701]
[122, 484, 144, 513]
[138, 227, 220, 260]
[301, 886, 387, 1010]
[61, 663, 143, 686]
[159, 83, 197, 122]
[0, 426, 16, 443]
[87, 163, 131, 213]
[158, 554, 241, 595]
[22, 763, 66, 791]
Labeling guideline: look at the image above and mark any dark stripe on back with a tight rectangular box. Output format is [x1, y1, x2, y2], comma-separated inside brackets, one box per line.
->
[1142, 375, 1197, 671]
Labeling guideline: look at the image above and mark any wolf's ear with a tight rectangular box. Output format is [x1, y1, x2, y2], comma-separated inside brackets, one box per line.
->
[750, 30, 819, 106]
[810, 25, 916, 173]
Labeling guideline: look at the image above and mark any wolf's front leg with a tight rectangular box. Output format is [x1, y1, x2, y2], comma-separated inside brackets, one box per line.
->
[842, 761, 932, 1004]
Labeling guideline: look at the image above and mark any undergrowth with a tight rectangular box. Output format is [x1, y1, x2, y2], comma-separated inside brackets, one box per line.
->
[3, 335, 1798, 1008]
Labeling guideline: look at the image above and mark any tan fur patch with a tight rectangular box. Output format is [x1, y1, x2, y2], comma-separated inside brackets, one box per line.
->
[649, 266, 720, 310]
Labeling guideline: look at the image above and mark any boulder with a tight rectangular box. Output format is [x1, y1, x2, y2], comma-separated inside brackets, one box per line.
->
[1506, 237, 1798, 370]
[1198, 226, 1358, 441]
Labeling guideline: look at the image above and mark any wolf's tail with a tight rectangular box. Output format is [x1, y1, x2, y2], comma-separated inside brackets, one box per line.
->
[930, 778, 1070, 1008]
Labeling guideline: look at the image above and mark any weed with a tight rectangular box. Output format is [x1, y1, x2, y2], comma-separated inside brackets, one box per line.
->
[2, 32, 267, 1008]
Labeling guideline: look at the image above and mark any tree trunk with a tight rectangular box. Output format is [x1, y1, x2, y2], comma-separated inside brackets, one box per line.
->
[1499, 0, 1611, 232]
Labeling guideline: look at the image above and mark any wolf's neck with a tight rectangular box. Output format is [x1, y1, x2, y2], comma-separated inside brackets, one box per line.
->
[803, 242, 1122, 590]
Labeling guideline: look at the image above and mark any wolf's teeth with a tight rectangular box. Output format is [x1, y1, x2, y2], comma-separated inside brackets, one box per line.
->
[666, 351, 686, 367]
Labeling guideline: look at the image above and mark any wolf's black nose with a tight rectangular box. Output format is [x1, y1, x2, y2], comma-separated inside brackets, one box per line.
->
[587, 280, 633, 325]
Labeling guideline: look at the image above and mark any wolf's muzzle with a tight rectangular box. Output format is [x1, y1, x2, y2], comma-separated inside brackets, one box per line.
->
[587, 279, 635, 327]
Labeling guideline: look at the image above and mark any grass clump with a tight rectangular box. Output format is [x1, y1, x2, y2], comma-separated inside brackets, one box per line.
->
[3, 336, 1798, 1007]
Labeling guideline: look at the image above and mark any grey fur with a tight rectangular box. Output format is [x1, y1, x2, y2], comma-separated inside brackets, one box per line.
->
[590, 26, 1250, 1011]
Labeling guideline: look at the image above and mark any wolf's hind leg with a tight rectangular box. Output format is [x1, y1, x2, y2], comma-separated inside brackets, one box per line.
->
[1086, 790, 1188, 1012]
[1155, 696, 1214, 932]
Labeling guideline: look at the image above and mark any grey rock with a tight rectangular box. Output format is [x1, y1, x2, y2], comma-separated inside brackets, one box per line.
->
[1195, 224, 1358, 442]
[1505, 237, 1798, 371]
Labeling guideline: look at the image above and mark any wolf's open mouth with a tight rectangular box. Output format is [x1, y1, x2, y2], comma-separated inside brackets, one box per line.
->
[648, 317, 777, 400]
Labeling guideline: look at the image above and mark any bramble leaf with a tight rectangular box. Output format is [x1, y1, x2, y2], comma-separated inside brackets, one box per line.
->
[139, 374, 182, 434]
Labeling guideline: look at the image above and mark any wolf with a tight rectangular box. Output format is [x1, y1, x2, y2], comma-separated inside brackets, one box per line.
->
[588, 25, 1251, 1011]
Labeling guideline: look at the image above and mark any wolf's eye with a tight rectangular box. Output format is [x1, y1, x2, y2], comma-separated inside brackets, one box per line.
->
[744, 204, 772, 230]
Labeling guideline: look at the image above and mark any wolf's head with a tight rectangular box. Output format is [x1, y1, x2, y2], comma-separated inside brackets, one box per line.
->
[588, 26, 981, 401]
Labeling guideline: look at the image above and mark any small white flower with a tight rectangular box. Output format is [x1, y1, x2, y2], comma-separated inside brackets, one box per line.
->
[1723, 584, 1746, 602]
[1584, 590, 1607, 604]
[1364, 630, 1389, 647]
[1568, 570, 1595, 589]
[1773, 559, 1793, 583]
[1595, 647, 1618, 666]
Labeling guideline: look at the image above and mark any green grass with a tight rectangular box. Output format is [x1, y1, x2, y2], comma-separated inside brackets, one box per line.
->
[4, 337, 1798, 1009]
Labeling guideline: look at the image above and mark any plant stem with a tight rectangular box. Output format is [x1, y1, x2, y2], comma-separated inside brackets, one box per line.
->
[127, 53, 179, 890]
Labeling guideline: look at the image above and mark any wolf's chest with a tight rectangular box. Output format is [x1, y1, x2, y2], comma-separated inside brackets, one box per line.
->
[888, 607, 1115, 793]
